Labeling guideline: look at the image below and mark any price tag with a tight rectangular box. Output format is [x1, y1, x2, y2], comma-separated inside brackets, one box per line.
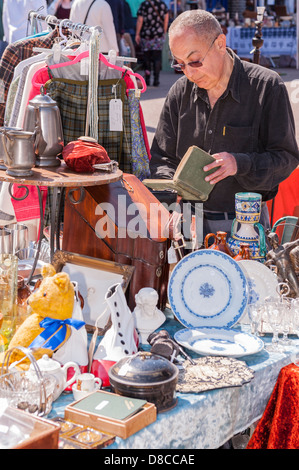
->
[109, 99, 123, 131]
[167, 244, 178, 264]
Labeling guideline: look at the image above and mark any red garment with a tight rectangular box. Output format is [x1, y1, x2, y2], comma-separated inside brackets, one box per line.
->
[247, 363, 299, 449]
[62, 139, 110, 173]
[267, 167, 299, 226]
[11, 185, 48, 230]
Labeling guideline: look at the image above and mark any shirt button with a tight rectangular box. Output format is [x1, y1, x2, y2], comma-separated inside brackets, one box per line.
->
[208, 129, 213, 134]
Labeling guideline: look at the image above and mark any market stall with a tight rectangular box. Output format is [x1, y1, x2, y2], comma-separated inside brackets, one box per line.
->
[226, 25, 297, 61]
[0, 10, 298, 451]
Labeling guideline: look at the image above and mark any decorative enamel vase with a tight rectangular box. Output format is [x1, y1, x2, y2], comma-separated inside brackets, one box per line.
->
[227, 192, 267, 262]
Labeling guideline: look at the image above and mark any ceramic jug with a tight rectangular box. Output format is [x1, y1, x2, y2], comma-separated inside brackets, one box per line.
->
[28, 354, 80, 401]
[23, 86, 64, 167]
[2, 128, 37, 176]
[204, 231, 233, 257]
[227, 192, 267, 262]
[233, 243, 251, 261]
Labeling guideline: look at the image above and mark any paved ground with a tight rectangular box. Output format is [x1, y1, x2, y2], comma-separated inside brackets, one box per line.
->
[140, 67, 299, 147]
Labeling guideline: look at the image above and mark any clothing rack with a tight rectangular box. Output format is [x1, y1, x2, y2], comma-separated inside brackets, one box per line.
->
[28, 10, 102, 35]
[27, 10, 137, 64]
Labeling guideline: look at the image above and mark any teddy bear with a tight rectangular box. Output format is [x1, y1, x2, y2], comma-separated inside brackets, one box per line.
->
[1, 264, 77, 369]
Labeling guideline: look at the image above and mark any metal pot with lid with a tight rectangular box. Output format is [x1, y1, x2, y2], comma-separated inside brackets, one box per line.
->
[108, 351, 178, 412]
[23, 86, 64, 167]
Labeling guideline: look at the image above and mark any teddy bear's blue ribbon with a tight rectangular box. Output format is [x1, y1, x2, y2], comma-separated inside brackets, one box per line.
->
[29, 317, 85, 351]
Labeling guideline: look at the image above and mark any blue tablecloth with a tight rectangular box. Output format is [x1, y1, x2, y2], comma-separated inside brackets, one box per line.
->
[48, 310, 299, 449]
[226, 26, 297, 59]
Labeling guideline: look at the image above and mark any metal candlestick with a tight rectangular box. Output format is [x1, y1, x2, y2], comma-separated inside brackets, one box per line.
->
[251, 6, 266, 65]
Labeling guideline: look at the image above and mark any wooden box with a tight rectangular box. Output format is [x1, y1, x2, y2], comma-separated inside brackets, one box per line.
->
[62, 174, 171, 310]
[7, 408, 61, 449]
[64, 390, 157, 439]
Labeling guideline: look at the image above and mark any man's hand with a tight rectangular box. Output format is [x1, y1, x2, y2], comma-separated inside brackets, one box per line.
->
[203, 152, 237, 184]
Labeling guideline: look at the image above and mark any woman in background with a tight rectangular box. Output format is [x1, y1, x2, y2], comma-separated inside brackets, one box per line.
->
[48, 0, 72, 19]
[135, 0, 169, 87]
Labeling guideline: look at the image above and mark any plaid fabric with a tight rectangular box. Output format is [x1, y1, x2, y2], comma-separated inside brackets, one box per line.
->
[0, 28, 61, 126]
[45, 77, 132, 172]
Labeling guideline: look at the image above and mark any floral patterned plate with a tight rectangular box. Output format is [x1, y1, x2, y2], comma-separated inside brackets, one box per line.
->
[174, 327, 264, 358]
[168, 250, 248, 328]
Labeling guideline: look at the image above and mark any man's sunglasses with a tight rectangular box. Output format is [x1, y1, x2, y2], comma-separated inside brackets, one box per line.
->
[171, 35, 219, 72]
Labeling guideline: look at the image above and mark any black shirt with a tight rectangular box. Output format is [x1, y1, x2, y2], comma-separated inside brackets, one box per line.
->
[150, 49, 299, 212]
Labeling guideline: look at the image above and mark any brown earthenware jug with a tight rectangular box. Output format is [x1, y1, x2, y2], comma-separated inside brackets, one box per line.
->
[233, 243, 252, 261]
[204, 231, 234, 257]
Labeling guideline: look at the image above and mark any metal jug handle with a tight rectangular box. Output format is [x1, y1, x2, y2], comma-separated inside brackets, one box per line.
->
[1, 131, 12, 165]
[33, 123, 41, 150]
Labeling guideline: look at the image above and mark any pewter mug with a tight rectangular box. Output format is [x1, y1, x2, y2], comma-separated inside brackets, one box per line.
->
[0, 126, 22, 170]
[2, 128, 37, 177]
[4, 223, 29, 254]
[23, 86, 63, 167]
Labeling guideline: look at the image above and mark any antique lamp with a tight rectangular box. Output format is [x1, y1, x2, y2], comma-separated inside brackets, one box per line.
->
[251, 6, 266, 64]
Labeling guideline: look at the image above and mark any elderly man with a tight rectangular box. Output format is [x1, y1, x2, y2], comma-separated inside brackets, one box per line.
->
[149, 10, 299, 239]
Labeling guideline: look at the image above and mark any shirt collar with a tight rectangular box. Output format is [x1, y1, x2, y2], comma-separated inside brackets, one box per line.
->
[192, 48, 241, 104]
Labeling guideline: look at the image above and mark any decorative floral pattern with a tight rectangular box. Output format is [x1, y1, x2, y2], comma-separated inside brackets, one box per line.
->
[199, 282, 215, 299]
[127, 89, 150, 181]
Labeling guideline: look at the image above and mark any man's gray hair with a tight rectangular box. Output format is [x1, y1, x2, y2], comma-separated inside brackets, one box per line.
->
[169, 10, 222, 43]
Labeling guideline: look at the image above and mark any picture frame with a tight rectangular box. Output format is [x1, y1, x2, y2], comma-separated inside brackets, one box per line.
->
[52, 250, 135, 333]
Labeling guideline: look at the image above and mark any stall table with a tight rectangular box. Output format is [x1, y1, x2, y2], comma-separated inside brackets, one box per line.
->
[49, 310, 299, 449]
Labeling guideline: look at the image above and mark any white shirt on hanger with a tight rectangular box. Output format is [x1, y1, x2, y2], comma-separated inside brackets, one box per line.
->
[2, 0, 48, 44]
[70, 0, 119, 54]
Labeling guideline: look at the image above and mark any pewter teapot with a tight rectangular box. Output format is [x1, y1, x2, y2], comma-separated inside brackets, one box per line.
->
[23, 86, 64, 167]
[1, 127, 38, 176]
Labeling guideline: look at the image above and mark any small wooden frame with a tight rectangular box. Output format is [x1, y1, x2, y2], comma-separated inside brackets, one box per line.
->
[52, 250, 135, 333]
[64, 390, 157, 439]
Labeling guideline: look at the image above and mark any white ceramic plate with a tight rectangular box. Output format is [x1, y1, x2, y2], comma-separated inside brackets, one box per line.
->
[168, 250, 248, 328]
[238, 260, 279, 304]
[174, 327, 264, 358]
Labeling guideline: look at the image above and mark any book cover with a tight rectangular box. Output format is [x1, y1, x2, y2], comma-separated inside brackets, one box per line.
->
[143, 146, 218, 201]
[71, 391, 147, 421]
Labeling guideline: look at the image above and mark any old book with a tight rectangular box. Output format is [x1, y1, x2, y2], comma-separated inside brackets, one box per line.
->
[71, 391, 147, 421]
[143, 146, 218, 201]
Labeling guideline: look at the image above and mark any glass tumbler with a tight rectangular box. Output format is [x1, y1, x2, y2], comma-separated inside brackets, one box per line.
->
[0, 254, 18, 350]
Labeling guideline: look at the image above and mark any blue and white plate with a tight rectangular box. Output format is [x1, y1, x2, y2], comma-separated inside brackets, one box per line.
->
[168, 250, 248, 328]
[174, 327, 264, 358]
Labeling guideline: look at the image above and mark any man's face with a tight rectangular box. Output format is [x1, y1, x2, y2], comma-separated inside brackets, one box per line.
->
[169, 30, 225, 90]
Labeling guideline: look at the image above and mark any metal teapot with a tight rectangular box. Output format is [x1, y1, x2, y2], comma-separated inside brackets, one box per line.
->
[1, 127, 38, 176]
[23, 86, 64, 167]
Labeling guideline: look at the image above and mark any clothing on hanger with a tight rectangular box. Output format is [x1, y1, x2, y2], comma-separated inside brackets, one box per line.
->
[44, 77, 132, 171]
[0, 27, 62, 126]
[127, 88, 150, 181]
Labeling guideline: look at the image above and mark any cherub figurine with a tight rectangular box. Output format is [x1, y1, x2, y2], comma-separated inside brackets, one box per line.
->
[265, 232, 299, 298]
[132, 288, 166, 343]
